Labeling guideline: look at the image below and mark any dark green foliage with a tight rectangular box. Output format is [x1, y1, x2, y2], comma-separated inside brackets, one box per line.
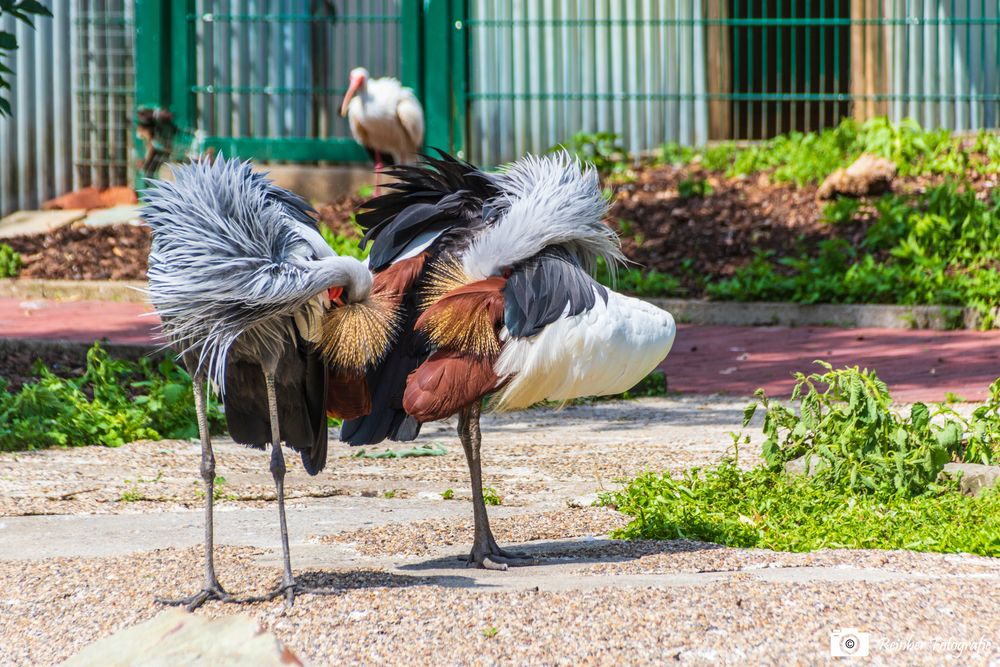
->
[594, 256, 682, 298]
[549, 131, 630, 176]
[0, 243, 21, 277]
[619, 370, 668, 399]
[677, 177, 713, 199]
[608, 364, 1000, 557]
[709, 184, 1000, 322]
[0, 1, 52, 116]
[0, 343, 224, 451]
[820, 198, 861, 225]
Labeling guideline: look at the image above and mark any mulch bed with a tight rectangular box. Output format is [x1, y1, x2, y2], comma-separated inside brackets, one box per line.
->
[2, 165, 992, 293]
[0, 346, 90, 390]
[5, 223, 151, 280]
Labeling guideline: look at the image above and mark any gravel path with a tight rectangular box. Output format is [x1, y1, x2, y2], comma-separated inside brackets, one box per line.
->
[2, 396, 998, 665]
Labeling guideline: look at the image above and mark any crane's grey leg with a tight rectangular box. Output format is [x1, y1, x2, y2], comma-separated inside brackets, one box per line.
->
[265, 371, 297, 607]
[459, 403, 537, 570]
[158, 376, 231, 610]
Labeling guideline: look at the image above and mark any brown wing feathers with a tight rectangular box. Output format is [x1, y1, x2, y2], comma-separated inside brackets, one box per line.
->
[403, 273, 508, 423]
[414, 276, 506, 357]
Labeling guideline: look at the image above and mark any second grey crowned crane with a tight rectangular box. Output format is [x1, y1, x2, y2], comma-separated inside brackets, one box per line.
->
[143, 157, 392, 608]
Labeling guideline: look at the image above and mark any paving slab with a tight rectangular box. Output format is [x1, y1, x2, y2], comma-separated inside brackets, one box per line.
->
[0, 209, 86, 238]
[0, 297, 156, 345]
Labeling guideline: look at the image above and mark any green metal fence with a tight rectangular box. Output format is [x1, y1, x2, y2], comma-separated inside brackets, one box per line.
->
[135, 1, 1000, 169]
[466, 1, 1000, 164]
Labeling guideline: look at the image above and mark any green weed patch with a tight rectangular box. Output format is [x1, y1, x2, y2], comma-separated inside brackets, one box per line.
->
[608, 364, 1000, 557]
[0, 344, 224, 451]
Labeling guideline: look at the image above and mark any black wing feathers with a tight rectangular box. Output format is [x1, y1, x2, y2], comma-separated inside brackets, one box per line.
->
[356, 151, 498, 271]
[221, 331, 329, 475]
[503, 248, 608, 338]
[341, 290, 425, 445]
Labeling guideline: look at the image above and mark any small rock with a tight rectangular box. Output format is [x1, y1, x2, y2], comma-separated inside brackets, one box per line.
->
[567, 493, 599, 508]
[817, 154, 897, 200]
[939, 463, 1000, 496]
[63, 609, 303, 666]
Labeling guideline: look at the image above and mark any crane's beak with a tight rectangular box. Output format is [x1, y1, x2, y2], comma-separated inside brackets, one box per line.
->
[340, 77, 363, 117]
[328, 286, 345, 307]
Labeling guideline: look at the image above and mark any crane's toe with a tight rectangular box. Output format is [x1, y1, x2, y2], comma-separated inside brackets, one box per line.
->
[467, 547, 540, 570]
[156, 583, 232, 611]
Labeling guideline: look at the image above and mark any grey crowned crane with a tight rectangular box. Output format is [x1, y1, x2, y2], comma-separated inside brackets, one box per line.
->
[333, 151, 677, 569]
[341, 67, 425, 191]
[143, 157, 395, 607]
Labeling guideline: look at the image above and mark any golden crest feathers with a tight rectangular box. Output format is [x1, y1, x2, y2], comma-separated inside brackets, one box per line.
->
[319, 292, 400, 371]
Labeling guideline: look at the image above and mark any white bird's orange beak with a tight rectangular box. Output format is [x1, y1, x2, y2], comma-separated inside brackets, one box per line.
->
[340, 74, 364, 117]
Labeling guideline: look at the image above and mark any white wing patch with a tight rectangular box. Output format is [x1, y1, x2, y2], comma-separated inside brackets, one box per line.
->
[491, 290, 676, 410]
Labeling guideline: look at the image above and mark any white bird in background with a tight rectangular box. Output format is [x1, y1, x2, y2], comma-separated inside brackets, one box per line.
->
[340, 66, 425, 192]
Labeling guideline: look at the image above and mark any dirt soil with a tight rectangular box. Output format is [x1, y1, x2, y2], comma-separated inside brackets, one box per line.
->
[610, 168, 845, 296]
[0, 346, 91, 391]
[4, 164, 994, 288]
[5, 223, 150, 280]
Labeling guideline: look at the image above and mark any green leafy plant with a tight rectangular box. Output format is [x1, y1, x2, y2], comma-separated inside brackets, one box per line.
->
[746, 363, 997, 496]
[677, 177, 713, 199]
[482, 486, 502, 506]
[0, 243, 21, 277]
[441, 488, 455, 500]
[482, 626, 499, 639]
[320, 222, 370, 261]
[0, 1, 51, 116]
[594, 256, 682, 298]
[820, 198, 861, 225]
[657, 141, 695, 166]
[708, 184, 1000, 322]
[549, 132, 630, 176]
[0, 343, 225, 451]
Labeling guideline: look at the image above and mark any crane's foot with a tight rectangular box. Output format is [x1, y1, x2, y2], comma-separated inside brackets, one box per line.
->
[156, 583, 232, 611]
[232, 580, 342, 608]
[467, 544, 539, 571]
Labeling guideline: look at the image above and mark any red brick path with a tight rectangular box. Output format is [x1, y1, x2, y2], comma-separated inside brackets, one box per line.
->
[3, 298, 1000, 403]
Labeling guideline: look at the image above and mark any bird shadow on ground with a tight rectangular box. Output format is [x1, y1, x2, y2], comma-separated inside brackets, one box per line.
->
[480, 401, 751, 432]
[289, 569, 480, 592]
[395, 537, 727, 582]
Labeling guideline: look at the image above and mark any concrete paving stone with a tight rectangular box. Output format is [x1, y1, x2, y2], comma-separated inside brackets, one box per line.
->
[0, 209, 86, 239]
